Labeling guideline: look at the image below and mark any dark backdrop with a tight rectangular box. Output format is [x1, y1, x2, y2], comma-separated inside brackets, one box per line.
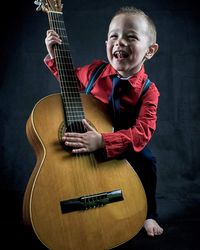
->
[0, 0, 199, 249]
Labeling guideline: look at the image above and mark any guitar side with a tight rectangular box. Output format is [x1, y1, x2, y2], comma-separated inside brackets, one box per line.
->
[23, 93, 147, 250]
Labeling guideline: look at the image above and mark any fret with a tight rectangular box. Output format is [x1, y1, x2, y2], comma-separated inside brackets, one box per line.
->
[63, 103, 83, 108]
[48, 11, 85, 125]
[61, 90, 80, 94]
[62, 98, 82, 103]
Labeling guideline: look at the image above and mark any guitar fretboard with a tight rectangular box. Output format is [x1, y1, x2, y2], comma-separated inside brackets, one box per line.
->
[48, 11, 85, 126]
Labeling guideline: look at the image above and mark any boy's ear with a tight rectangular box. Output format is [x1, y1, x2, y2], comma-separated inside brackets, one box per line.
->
[145, 43, 159, 59]
[105, 40, 108, 46]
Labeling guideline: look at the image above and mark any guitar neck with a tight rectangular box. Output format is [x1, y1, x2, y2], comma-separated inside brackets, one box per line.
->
[48, 11, 85, 124]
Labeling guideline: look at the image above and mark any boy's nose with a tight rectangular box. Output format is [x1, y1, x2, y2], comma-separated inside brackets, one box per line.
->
[114, 37, 127, 47]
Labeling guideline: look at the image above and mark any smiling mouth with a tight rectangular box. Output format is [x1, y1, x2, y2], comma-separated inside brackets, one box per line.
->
[113, 50, 129, 59]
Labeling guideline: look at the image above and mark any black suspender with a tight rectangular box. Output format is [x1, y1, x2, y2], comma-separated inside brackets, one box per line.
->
[84, 62, 108, 94]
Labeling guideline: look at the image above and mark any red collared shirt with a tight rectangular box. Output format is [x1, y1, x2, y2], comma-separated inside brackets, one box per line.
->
[44, 56, 160, 158]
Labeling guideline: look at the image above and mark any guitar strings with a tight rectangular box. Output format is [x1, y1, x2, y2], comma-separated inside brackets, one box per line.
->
[48, 11, 98, 187]
[52, 10, 101, 198]
[49, 12, 83, 141]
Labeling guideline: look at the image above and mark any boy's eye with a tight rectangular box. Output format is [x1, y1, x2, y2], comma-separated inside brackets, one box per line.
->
[109, 34, 118, 39]
[127, 35, 137, 40]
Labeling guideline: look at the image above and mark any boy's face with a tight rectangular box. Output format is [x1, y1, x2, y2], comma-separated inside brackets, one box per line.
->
[106, 13, 152, 77]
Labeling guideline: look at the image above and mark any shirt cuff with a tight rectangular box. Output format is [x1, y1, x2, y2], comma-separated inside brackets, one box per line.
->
[44, 54, 55, 67]
[101, 132, 129, 159]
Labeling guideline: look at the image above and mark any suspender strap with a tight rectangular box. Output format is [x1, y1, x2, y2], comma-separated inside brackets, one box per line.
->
[84, 62, 151, 97]
[110, 77, 152, 124]
[141, 78, 151, 96]
[84, 62, 108, 94]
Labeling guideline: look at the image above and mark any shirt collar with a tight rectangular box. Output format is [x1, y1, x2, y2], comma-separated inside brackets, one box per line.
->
[101, 63, 147, 88]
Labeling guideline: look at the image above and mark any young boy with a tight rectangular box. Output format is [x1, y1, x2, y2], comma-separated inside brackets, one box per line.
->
[44, 6, 163, 237]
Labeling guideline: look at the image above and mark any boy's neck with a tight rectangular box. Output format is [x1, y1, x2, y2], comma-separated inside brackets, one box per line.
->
[116, 64, 144, 79]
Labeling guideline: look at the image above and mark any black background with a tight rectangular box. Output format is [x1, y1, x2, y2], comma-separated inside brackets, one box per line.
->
[0, 0, 199, 249]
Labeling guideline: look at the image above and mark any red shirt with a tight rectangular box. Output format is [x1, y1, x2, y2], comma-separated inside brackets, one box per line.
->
[44, 56, 160, 158]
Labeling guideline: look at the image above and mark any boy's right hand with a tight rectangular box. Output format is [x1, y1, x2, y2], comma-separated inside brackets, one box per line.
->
[45, 29, 62, 59]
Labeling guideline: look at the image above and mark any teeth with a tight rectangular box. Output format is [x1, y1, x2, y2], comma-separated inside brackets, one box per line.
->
[114, 51, 128, 58]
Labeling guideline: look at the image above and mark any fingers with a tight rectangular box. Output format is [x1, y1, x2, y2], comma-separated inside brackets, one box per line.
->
[45, 30, 62, 59]
[45, 30, 62, 49]
[62, 133, 85, 146]
[46, 30, 62, 44]
[63, 134, 83, 145]
[71, 147, 87, 154]
[46, 29, 56, 36]
[46, 29, 58, 37]
[82, 119, 96, 132]
[62, 133, 88, 153]
[61, 120, 102, 153]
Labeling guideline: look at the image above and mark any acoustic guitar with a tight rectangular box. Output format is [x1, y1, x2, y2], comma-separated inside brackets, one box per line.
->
[23, 1, 147, 249]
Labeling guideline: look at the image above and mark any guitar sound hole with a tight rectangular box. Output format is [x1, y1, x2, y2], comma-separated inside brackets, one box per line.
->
[66, 121, 86, 133]
[58, 121, 86, 151]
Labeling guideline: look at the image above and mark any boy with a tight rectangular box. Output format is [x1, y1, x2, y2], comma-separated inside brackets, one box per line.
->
[44, 6, 163, 237]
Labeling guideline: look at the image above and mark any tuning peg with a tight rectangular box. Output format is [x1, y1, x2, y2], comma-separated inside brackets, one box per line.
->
[34, 0, 42, 11]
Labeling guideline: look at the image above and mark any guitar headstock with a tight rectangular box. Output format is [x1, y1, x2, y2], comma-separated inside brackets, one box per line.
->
[34, 0, 63, 13]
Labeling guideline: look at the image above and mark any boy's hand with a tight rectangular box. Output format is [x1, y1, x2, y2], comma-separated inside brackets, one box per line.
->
[62, 119, 104, 154]
[45, 29, 62, 59]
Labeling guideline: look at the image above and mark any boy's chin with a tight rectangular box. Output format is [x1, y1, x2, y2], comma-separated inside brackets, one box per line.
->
[111, 61, 126, 72]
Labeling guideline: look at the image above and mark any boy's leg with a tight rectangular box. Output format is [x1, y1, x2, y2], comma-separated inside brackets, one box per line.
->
[126, 147, 163, 236]
[136, 147, 157, 220]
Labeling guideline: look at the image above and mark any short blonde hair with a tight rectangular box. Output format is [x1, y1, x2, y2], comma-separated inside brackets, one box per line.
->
[113, 6, 157, 44]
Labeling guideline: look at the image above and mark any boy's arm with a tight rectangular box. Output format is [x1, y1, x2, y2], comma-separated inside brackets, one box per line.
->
[101, 84, 159, 158]
[44, 55, 60, 80]
[44, 56, 105, 91]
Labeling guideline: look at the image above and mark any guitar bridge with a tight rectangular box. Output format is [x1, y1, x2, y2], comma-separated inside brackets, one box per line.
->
[60, 189, 123, 213]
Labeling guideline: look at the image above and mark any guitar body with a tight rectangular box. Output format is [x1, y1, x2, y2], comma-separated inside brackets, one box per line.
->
[23, 93, 147, 250]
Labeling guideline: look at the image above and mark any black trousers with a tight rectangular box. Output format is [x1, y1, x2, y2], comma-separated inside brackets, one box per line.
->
[125, 146, 158, 220]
